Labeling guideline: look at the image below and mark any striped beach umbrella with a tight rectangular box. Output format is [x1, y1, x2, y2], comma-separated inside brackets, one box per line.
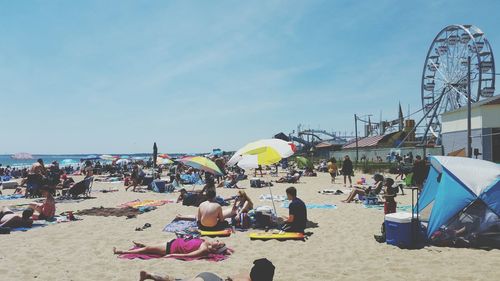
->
[179, 156, 223, 176]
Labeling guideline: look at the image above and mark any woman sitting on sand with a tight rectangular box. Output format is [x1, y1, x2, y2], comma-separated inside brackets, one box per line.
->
[138, 258, 275, 281]
[341, 174, 384, 203]
[223, 190, 253, 220]
[29, 185, 56, 220]
[113, 238, 232, 259]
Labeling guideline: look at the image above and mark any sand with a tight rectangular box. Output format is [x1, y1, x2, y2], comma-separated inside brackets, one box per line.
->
[1, 172, 500, 281]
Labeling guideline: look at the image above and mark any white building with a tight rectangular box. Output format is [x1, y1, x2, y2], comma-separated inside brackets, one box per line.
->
[441, 95, 500, 162]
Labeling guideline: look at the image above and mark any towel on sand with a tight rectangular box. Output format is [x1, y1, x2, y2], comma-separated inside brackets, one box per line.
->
[0, 194, 24, 200]
[118, 199, 173, 209]
[118, 246, 229, 262]
[281, 202, 337, 209]
[259, 194, 287, 202]
[76, 207, 141, 217]
[363, 204, 412, 212]
[11, 216, 72, 232]
[163, 219, 198, 233]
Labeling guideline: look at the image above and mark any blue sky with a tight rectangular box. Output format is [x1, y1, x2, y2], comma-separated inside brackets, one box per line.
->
[1, 0, 499, 154]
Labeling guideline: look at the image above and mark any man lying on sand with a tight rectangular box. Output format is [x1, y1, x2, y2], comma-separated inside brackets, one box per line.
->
[138, 258, 275, 281]
[176, 190, 230, 231]
[0, 207, 34, 228]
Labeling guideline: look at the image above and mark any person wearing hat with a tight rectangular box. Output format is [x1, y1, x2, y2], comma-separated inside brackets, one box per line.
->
[138, 258, 275, 281]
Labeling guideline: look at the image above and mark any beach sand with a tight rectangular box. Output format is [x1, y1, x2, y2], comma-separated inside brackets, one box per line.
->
[1, 172, 500, 281]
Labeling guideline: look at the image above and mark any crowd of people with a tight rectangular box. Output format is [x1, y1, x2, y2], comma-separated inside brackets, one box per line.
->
[1, 152, 435, 280]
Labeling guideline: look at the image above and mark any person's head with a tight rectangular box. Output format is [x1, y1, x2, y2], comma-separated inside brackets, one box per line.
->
[208, 240, 227, 254]
[373, 174, 384, 183]
[207, 189, 216, 200]
[250, 258, 275, 281]
[384, 178, 394, 187]
[37, 159, 44, 165]
[344, 155, 350, 160]
[237, 190, 249, 201]
[22, 208, 34, 220]
[286, 186, 297, 200]
[416, 155, 422, 160]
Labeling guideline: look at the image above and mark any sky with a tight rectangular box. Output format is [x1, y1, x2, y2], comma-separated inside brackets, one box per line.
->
[1, 0, 500, 154]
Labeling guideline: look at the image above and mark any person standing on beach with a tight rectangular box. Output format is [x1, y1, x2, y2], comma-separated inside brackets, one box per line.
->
[327, 158, 338, 184]
[412, 155, 426, 191]
[341, 155, 353, 187]
[281, 186, 307, 233]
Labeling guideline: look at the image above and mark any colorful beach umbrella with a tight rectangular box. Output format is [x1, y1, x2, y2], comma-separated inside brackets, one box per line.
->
[179, 156, 223, 176]
[156, 158, 173, 165]
[228, 139, 295, 166]
[295, 156, 313, 169]
[61, 159, 77, 165]
[100, 154, 117, 161]
[158, 154, 171, 159]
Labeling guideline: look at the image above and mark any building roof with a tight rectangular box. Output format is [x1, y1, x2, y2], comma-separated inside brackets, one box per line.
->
[443, 95, 500, 115]
[343, 135, 386, 149]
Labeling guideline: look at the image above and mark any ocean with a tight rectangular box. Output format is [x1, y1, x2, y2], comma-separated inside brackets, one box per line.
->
[0, 153, 183, 168]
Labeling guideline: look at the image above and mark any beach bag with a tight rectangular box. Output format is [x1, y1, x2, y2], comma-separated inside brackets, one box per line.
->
[151, 180, 166, 193]
[238, 213, 251, 229]
[182, 193, 198, 206]
[250, 178, 262, 188]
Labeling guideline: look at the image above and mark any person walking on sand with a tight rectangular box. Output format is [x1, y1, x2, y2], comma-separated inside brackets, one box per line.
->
[341, 155, 353, 187]
[327, 158, 338, 184]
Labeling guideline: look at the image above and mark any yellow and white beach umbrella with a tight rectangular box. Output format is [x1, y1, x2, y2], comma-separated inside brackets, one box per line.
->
[228, 139, 295, 167]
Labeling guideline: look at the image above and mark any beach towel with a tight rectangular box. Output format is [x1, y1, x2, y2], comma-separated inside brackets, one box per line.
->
[118, 199, 173, 209]
[259, 194, 287, 202]
[118, 246, 229, 262]
[281, 202, 337, 209]
[76, 207, 141, 217]
[11, 216, 72, 232]
[0, 194, 24, 200]
[362, 204, 412, 212]
[319, 189, 349, 195]
[163, 219, 198, 233]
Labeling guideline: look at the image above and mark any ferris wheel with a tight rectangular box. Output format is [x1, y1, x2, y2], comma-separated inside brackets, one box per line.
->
[421, 24, 495, 140]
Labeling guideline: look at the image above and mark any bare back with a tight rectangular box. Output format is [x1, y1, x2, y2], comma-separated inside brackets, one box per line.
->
[197, 201, 223, 227]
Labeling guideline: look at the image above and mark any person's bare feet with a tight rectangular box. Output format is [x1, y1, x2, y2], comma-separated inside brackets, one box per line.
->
[133, 241, 145, 247]
[113, 247, 124, 255]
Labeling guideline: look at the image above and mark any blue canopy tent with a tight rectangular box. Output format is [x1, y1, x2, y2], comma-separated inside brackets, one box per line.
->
[417, 156, 500, 248]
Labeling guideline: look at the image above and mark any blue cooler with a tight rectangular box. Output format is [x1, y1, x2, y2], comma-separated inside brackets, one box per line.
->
[385, 212, 413, 248]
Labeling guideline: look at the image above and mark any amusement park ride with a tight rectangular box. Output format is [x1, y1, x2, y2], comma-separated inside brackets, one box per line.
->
[287, 24, 497, 154]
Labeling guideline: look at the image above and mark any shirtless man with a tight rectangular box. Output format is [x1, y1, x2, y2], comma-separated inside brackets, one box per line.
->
[0, 207, 34, 228]
[176, 190, 229, 231]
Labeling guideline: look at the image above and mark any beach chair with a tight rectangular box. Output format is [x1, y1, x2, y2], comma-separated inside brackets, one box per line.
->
[67, 176, 94, 198]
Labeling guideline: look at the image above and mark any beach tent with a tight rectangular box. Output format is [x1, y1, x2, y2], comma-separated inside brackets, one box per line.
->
[417, 156, 500, 247]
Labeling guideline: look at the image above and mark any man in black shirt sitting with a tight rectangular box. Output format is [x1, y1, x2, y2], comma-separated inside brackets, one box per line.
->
[281, 186, 307, 233]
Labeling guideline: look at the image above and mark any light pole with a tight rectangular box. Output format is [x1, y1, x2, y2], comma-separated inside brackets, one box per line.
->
[467, 56, 472, 158]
